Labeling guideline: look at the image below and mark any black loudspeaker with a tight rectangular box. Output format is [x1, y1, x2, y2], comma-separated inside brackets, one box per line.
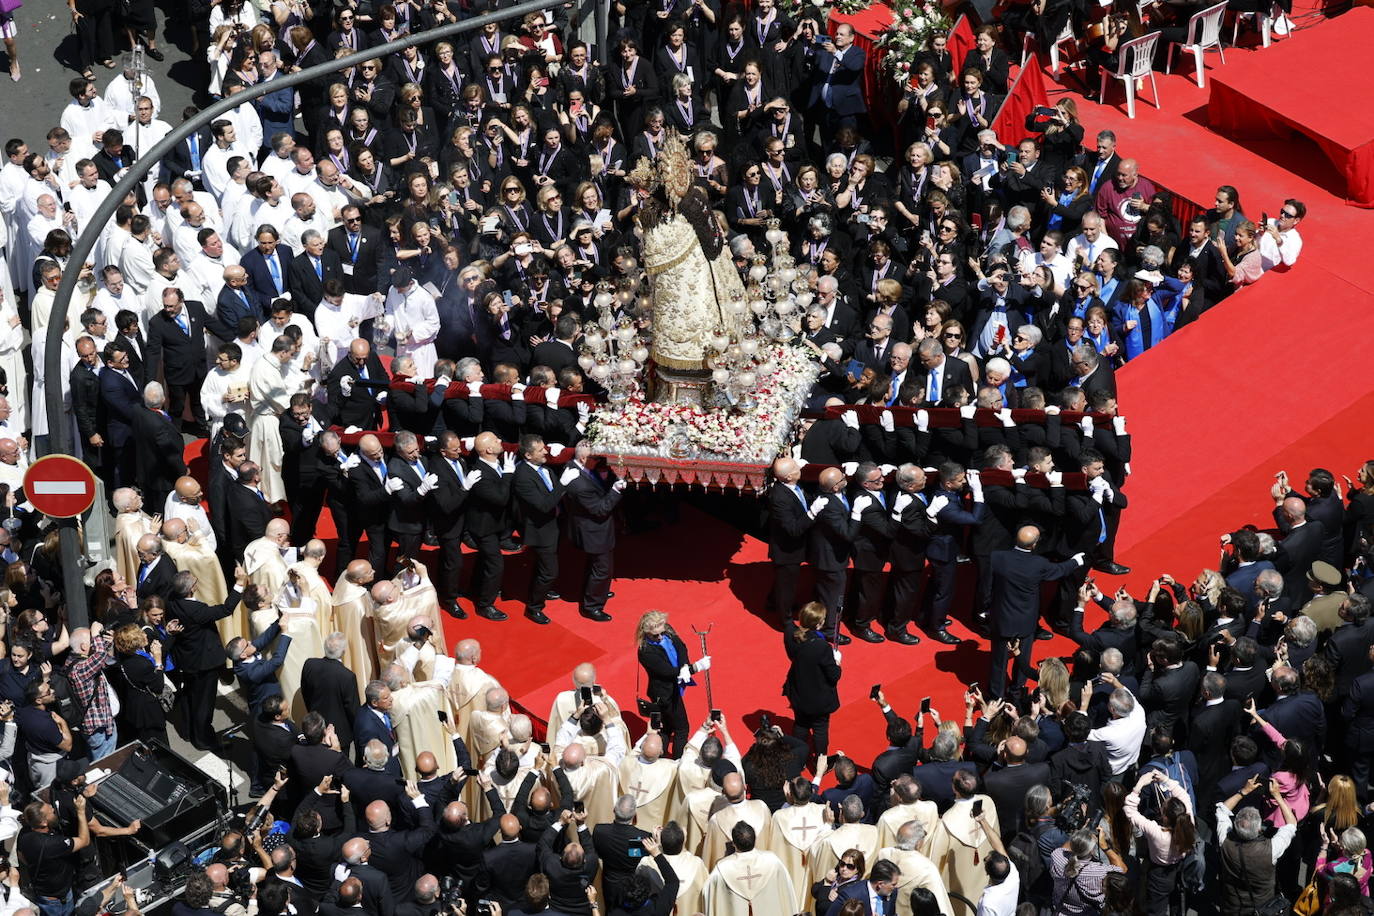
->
[155, 842, 191, 880]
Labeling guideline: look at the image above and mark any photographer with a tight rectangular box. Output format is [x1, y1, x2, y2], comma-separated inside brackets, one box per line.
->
[17, 795, 91, 916]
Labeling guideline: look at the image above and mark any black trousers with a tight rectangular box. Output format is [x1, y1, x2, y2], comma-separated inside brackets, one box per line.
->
[525, 543, 558, 612]
[166, 372, 207, 428]
[655, 692, 691, 758]
[791, 709, 832, 758]
[362, 523, 388, 574]
[181, 668, 220, 749]
[470, 533, 504, 608]
[989, 631, 1035, 701]
[919, 558, 957, 631]
[813, 568, 846, 634]
[974, 552, 995, 616]
[436, 534, 464, 608]
[393, 529, 423, 565]
[769, 561, 802, 621]
[577, 548, 613, 614]
[74, 3, 116, 68]
[289, 482, 325, 546]
[849, 567, 886, 628]
[886, 566, 922, 632]
[1055, 564, 1091, 631]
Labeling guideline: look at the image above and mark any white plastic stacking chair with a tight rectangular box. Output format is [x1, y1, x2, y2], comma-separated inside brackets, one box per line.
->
[1231, 0, 1286, 47]
[1166, 1, 1228, 88]
[1098, 31, 1160, 118]
[1021, 18, 1077, 74]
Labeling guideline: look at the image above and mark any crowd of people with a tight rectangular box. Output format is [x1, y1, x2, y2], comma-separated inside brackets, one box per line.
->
[0, 0, 1343, 914]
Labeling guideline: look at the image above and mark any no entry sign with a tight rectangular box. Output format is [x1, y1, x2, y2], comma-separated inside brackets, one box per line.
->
[22, 455, 98, 518]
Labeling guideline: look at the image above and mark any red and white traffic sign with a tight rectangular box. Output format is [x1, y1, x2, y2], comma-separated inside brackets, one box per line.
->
[23, 455, 98, 518]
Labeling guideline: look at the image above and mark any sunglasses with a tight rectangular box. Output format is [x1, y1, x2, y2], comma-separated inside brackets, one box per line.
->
[943, 332, 962, 340]
[504, 187, 520, 193]
[1075, 284, 1093, 292]
[1280, 210, 1298, 219]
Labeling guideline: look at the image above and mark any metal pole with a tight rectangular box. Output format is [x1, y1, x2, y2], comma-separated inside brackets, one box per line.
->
[44, 0, 557, 628]
[596, 0, 610, 66]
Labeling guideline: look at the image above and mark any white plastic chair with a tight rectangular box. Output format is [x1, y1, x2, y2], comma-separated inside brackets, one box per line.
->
[1021, 18, 1077, 74]
[1098, 31, 1160, 118]
[1166, 1, 1228, 87]
[1231, 0, 1286, 47]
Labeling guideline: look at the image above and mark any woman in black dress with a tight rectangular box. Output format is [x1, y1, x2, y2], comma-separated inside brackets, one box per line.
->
[783, 601, 842, 761]
[112, 621, 168, 745]
[635, 610, 711, 758]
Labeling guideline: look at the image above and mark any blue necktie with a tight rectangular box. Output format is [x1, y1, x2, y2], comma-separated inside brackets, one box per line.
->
[1098, 507, 1108, 543]
[138, 563, 150, 582]
[875, 491, 885, 508]
[189, 134, 201, 171]
[887, 376, 899, 406]
[348, 233, 360, 263]
[927, 368, 940, 403]
[267, 254, 282, 292]
[837, 493, 849, 511]
[312, 256, 323, 280]
[413, 461, 426, 478]
[792, 484, 807, 509]
[375, 461, 387, 480]
[237, 289, 250, 310]
[538, 466, 552, 491]
[176, 314, 189, 336]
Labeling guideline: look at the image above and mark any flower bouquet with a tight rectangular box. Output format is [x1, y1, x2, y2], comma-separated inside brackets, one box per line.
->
[876, 3, 953, 86]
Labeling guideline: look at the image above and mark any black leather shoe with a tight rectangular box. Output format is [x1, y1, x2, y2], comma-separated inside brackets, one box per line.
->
[499, 539, 521, 551]
[476, 605, 508, 621]
[943, 617, 954, 627]
[927, 627, 961, 645]
[1035, 627, 1054, 641]
[885, 629, 921, 646]
[1093, 562, 1132, 576]
[832, 633, 852, 646]
[851, 626, 885, 643]
[145, 47, 164, 61]
[606, 590, 616, 599]
[581, 609, 612, 622]
[443, 603, 467, 620]
[547, 591, 562, 600]
[525, 608, 550, 625]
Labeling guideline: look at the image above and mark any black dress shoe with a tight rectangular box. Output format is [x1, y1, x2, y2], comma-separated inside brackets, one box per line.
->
[832, 633, 852, 646]
[547, 591, 561, 600]
[581, 609, 612, 622]
[499, 539, 521, 551]
[1035, 627, 1054, 641]
[443, 603, 468, 620]
[525, 608, 550, 625]
[927, 627, 961, 645]
[606, 590, 615, 599]
[851, 626, 885, 643]
[145, 47, 164, 61]
[1093, 562, 1132, 576]
[476, 605, 508, 621]
[943, 617, 953, 627]
[885, 629, 921, 646]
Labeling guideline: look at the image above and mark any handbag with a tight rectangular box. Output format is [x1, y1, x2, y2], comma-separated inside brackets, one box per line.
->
[1291, 879, 1321, 916]
[1252, 896, 1291, 916]
[0, 0, 21, 15]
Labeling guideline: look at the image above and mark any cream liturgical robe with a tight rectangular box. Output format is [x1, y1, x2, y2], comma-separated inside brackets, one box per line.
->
[878, 801, 940, 853]
[702, 799, 773, 872]
[926, 798, 1000, 916]
[806, 823, 881, 890]
[243, 539, 289, 627]
[330, 576, 376, 699]
[558, 758, 620, 828]
[287, 561, 335, 635]
[647, 851, 708, 916]
[114, 511, 157, 585]
[681, 787, 722, 859]
[618, 754, 678, 832]
[703, 850, 796, 916]
[877, 846, 954, 916]
[162, 538, 229, 627]
[391, 683, 456, 780]
[394, 562, 447, 648]
[548, 690, 631, 758]
[448, 664, 500, 748]
[767, 803, 830, 905]
[248, 356, 308, 503]
[250, 603, 325, 720]
[468, 708, 511, 763]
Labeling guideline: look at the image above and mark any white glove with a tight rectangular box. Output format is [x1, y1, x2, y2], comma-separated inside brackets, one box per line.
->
[377, 390, 387, 402]
[577, 402, 590, 421]
[808, 496, 828, 517]
[879, 464, 895, 476]
[968, 472, 984, 502]
[467, 380, 484, 398]
[841, 411, 859, 430]
[1044, 405, 1061, 416]
[677, 665, 692, 684]
[841, 461, 859, 476]
[417, 473, 439, 495]
[880, 410, 895, 433]
[460, 467, 482, 490]
[384, 477, 404, 493]
[340, 375, 354, 396]
[560, 466, 580, 486]
[1080, 416, 1094, 433]
[959, 404, 977, 420]
[611, 478, 627, 492]
[1047, 470, 1064, 487]
[1091, 487, 1106, 505]
[1089, 475, 1109, 493]
[851, 494, 872, 519]
[549, 443, 565, 456]
[460, 436, 475, 451]
[694, 655, 712, 672]
[1012, 468, 1027, 482]
[301, 427, 316, 445]
[916, 409, 929, 432]
[344, 425, 362, 434]
[434, 375, 452, 390]
[510, 387, 524, 401]
[1071, 552, 1087, 566]
[997, 408, 1015, 427]
[500, 453, 516, 475]
[832, 649, 843, 665]
[545, 387, 562, 407]
[927, 493, 950, 518]
[795, 458, 808, 468]
[1113, 416, 1127, 435]
[340, 453, 362, 471]
[893, 493, 913, 515]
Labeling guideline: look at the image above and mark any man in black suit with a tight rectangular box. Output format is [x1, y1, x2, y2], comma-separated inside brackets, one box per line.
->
[984, 736, 1051, 841]
[591, 795, 653, 910]
[326, 339, 390, 429]
[113, 311, 148, 386]
[1269, 495, 1326, 606]
[464, 432, 514, 622]
[145, 287, 211, 435]
[98, 342, 142, 489]
[214, 267, 268, 341]
[160, 122, 214, 185]
[252, 694, 301, 804]
[1048, 711, 1113, 814]
[354, 679, 404, 779]
[885, 465, 935, 644]
[531, 315, 581, 377]
[852, 313, 896, 374]
[241, 228, 293, 305]
[1056, 450, 1129, 628]
[1255, 667, 1325, 770]
[1138, 637, 1201, 745]
[279, 394, 326, 545]
[301, 632, 362, 752]
[1068, 587, 1142, 678]
[171, 566, 246, 750]
[348, 435, 392, 573]
[288, 712, 353, 832]
[328, 205, 382, 295]
[338, 837, 398, 916]
[869, 693, 922, 809]
[848, 462, 897, 644]
[287, 230, 345, 318]
[512, 435, 564, 625]
[561, 441, 625, 623]
[1328, 596, 1374, 699]
[426, 432, 469, 620]
[1342, 649, 1374, 802]
[131, 383, 189, 510]
[70, 336, 104, 474]
[385, 430, 438, 562]
[766, 458, 814, 623]
[1069, 343, 1116, 399]
[226, 461, 275, 562]
[362, 784, 436, 901]
[1187, 672, 1242, 813]
[989, 526, 1084, 699]
[914, 338, 974, 407]
[134, 534, 178, 602]
[806, 467, 857, 641]
[536, 813, 600, 916]
[480, 814, 539, 913]
[800, 403, 861, 465]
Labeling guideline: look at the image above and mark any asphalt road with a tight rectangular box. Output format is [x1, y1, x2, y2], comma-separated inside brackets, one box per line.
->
[3, 3, 197, 151]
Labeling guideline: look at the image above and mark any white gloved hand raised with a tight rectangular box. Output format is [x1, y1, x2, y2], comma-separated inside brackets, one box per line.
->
[467, 380, 484, 398]
[340, 375, 354, 396]
[460, 436, 475, 451]
[694, 655, 712, 672]
[340, 453, 362, 471]
[832, 649, 843, 665]
[880, 410, 895, 433]
[577, 402, 590, 420]
[997, 408, 1015, 427]
[611, 478, 627, 492]
[1080, 416, 1094, 433]
[1044, 404, 1061, 416]
[850, 494, 872, 519]
[893, 493, 913, 514]
[808, 497, 829, 517]
[545, 387, 562, 407]
[841, 411, 859, 430]
[560, 466, 580, 486]
[1071, 552, 1087, 566]
[1113, 416, 1127, 435]
[1047, 470, 1064, 487]
[500, 452, 516, 475]
[549, 443, 565, 456]
[417, 473, 439, 495]
[916, 409, 930, 432]
[510, 386, 524, 401]
[677, 665, 692, 684]
[384, 477, 405, 493]
[841, 461, 859, 476]
[927, 493, 950, 518]
[460, 467, 482, 490]
[959, 404, 977, 420]
[879, 464, 895, 476]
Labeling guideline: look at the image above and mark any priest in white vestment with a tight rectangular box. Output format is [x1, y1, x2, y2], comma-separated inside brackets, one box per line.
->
[879, 822, 954, 916]
[806, 796, 882, 890]
[703, 828, 796, 916]
[331, 560, 378, 698]
[701, 774, 773, 872]
[618, 732, 678, 832]
[112, 487, 158, 586]
[248, 336, 313, 503]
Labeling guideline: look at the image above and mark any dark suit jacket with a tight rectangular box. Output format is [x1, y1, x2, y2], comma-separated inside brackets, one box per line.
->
[287, 250, 345, 315]
[327, 224, 382, 295]
[98, 367, 142, 448]
[348, 458, 391, 536]
[801, 419, 861, 465]
[325, 353, 390, 429]
[591, 821, 654, 901]
[1257, 691, 1325, 768]
[227, 483, 275, 559]
[135, 555, 178, 603]
[367, 808, 436, 901]
[1138, 661, 1201, 743]
[212, 285, 266, 341]
[990, 548, 1081, 637]
[300, 657, 360, 751]
[823, 879, 893, 916]
[279, 413, 322, 493]
[638, 629, 692, 712]
[161, 127, 214, 184]
[386, 455, 431, 536]
[1270, 520, 1325, 606]
[512, 461, 563, 549]
[426, 454, 467, 541]
[767, 482, 813, 565]
[809, 45, 867, 117]
[807, 492, 857, 571]
[479, 840, 540, 910]
[240, 244, 295, 305]
[562, 466, 622, 553]
[116, 331, 148, 386]
[70, 362, 102, 445]
[984, 762, 1052, 839]
[464, 459, 512, 540]
[1187, 699, 1241, 805]
[925, 355, 975, 405]
[170, 588, 242, 672]
[1342, 670, 1374, 752]
[131, 407, 189, 499]
[145, 301, 211, 386]
[353, 705, 403, 777]
[782, 625, 841, 717]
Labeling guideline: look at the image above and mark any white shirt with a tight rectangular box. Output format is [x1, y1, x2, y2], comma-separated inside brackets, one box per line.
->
[1088, 695, 1147, 775]
[163, 492, 218, 553]
[976, 860, 1019, 916]
[1066, 231, 1118, 269]
[104, 72, 161, 119]
[1258, 222, 1302, 270]
[315, 294, 384, 369]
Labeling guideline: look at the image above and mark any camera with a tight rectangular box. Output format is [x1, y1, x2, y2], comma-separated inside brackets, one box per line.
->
[1056, 782, 1095, 832]
[440, 876, 465, 908]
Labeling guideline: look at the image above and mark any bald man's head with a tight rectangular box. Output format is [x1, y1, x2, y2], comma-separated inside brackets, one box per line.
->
[572, 663, 597, 687]
[455, 639, 481, 663]
[475, 431, 501, 458]
[723, 773, 745, 801]
[341, 838, 369, 864]
[371, 581, 399, 604]
[529, 786, 551, 812]
[442, 801, 468, 828]
[174, 476, 202, 501]
[365, 800, 391, 831]
[416, 751, 437, 778]
[499, 814, 521, 840]
[641, 734, 664, 762]
[1003, 736, 1027, 763]
[161, 518, 187, 541]
[346, 559, 375, 584]
[1015, 526, 1041, 549]
[819, 467, 846, 493]
[772, 457, 800, 484]
[562, 743, 586, 769]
